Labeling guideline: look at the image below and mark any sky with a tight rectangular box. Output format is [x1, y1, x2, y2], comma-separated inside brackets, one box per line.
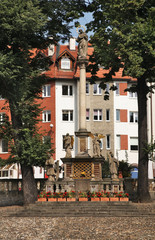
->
[70, 12, 93, 40]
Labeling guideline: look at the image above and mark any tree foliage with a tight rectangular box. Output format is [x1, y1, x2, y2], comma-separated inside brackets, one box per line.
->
[86, 0, 155, 202]
[0, 0, 85, 204]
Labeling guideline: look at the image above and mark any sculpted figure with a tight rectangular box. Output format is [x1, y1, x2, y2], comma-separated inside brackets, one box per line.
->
[93, 134, 101, 157]
[89, 133, 104, 157]
[45, 154, 56, 181]
[108, 152, 119, 179]
[76, 28, 88, 59]
[64, 133, 74, 158]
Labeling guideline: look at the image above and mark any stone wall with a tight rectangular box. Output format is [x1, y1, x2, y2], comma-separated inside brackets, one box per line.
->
[0, 179, 46, 206]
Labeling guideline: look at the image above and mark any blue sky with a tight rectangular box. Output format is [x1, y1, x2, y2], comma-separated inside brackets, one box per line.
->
[70, 12, 93, 40]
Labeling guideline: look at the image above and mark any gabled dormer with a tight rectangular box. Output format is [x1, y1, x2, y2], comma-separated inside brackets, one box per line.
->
[56, 50, 75, 71]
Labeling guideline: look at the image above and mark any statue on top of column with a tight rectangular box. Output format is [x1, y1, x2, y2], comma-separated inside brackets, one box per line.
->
[76, 26, 88, 59]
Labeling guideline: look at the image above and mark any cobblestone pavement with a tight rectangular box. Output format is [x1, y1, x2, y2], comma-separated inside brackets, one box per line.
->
[0, 205, 154, 240]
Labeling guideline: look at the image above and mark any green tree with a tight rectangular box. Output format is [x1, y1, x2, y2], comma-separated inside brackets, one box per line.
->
[0, 0, 85, 204]
[86, 0, 155, 202]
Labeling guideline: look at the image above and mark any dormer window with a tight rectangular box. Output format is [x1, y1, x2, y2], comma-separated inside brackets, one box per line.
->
[61, 57, 70, 69]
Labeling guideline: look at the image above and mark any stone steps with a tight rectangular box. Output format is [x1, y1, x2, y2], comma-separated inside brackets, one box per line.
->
[2, 201, 155, 217]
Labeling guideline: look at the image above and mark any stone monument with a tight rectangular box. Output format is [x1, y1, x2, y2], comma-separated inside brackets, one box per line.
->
[61, 26, 105, 193]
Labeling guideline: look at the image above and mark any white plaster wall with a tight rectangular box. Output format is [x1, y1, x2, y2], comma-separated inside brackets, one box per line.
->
[147, 90, 155, 178]
[114, 82, 138, 165]
[55, 80, 78, 164]
[114, 82, 154, 178]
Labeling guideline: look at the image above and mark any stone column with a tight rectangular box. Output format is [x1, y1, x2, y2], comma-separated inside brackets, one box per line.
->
[79, 62, 87, 131]
[75, 59, 90, 156]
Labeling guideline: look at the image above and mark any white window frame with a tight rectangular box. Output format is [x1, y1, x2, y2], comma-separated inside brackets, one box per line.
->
[42, 110, 51, 122]
[93, 84, 102, 95]
[100, 138, 103, 150]
[106, 109, 110, 121]
[105, 83, 110, 94]
[42, 84, 51, 97]
[116, 109, 120, 121]
[62, 110, 73, 121]
[130, 137, 138, 151]
[0, 113, 6, 124]
[116, 83, 119, 95]
[43, 136, 51, 144]
[129, 112, 138, 123]
[61, 57, 70, 69]
[106, 135, 110, 149]
[93, 109, 102, 121]
[86, 82, 89, 94]
[62, 85, 73, 96]
[116, 135, 121, 150]
[86, 109, 90, 121]
[129, 92, 137, 98]
[0, 139, 8, 153]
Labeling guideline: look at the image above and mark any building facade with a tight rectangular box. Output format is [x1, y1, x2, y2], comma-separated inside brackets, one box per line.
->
[0, 40, 154, 179]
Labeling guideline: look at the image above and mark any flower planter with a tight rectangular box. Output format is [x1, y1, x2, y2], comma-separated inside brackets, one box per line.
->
[79, 197, 88, 201]
[38, 198, 47, 202]
[91, 198, 100, 202]
[48, 198, 57, 202]
[58, 198, 66, 202]
[100, 197, 109, 202]
[119, 197, 129, 202]
[110, 197, 119, 202]
[67, 198, 76, 202]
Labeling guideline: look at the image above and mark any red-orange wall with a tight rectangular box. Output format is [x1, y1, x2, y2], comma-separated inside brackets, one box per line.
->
[0, 80, 56, 160]
[120, 109, 128, 122]
[120, 83, 127, 95]
[121, 135, 128, 150]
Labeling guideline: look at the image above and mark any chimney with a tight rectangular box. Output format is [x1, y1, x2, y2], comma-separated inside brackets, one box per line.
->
[48, 37, 54, 56]
[69, 38, 76, 51]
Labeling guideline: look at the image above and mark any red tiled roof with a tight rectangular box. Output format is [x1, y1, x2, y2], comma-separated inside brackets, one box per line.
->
[32, 44, 136, 81]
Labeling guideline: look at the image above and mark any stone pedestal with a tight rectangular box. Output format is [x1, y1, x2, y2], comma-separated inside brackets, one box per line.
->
[45, 180, 55, 192]
[61, 156, 105, 192]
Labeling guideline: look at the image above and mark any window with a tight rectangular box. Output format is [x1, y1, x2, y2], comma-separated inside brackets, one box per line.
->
[129, 112, 138, 123]
[105, 83, 109, 94]
[42, 111, 51, 122]
[106, 109, 110, 121]
[42, 85, 50, 97]
[0, 113, 6, 124]
[116, 109, 120, 121]
[86, 109, 90, 121]
[93, 84, 101, 95]
[129, 92, 137, 98]
[116, 135, 120, 150]
[93, 109, 102, 121]
[2, 171, 8, 177]
[130, 137, 138, 151]
[43, 136, 51, 148]
[106, 135, 110, 149]
[61, 58, 70, 69]
[86, 82, 89, 94]
[62, 110, 73, 121]
[62, 85, 73, 96]
[116, 83, 119, 95]
[100, 139, 103, 150]
[0, 139, 8, 153]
